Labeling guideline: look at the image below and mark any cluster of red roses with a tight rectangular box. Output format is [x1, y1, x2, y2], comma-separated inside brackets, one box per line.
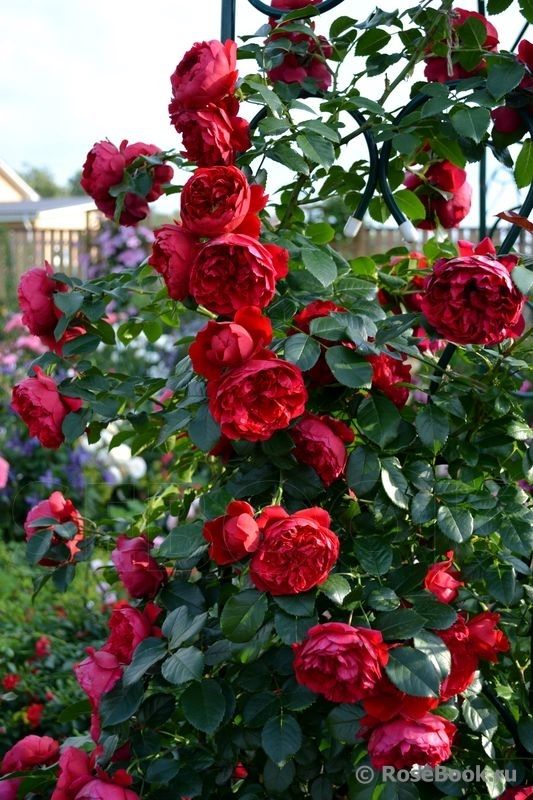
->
[291, 551, 510, 770]
[24, 492, 84, 566]
[1, 636, 52, 735]
[169, 40, 250, 167]
[265, 0, 333, 92]
[492, 39, 533, 140]
[404, 159, 472, 231]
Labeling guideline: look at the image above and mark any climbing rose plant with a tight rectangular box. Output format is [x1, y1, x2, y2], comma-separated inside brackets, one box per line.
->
[3, 1, 533, 799]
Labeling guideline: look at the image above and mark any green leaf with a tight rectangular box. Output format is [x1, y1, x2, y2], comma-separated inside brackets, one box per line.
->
[306, 221, 336, 243]
[408, 593, 457, 630]
[274, 593, 316, 617]
[515, 140, 533, 189]
[380, 456, 409, 509]
[325, 346, 373, 388]
[247, 81, 283, 113]
[264, 760, 296, 794]
[158, 524, 207, 560]
[57, 698, 91, 723]
[367, 587, 400, 612]
[62, 333, 101, 356]
[301, 119, 340, 142]
[415, 405, 450, 454]
[487, 58, 525, 99]
[269, 143, 309, 174]
[26, 529, 53, 564]
[355, 28, 391, 55]
[162, 607, 208, 649]
[220, 590, 268, 642]
[385, 646, 440, 698]
[161, 646, 204, 685]
[188, 404, 221, 452]
[301, 249, 337, 287]
[274, 611, 315, 645]
[451, 106, 490, 143]
[145, 759, 180, 785]
[122, 638, 167, 686]
[327, 704, 364, 742]
[357, 395, 402, 448]
[413, 631, 451, 681]
[393, 189, 427, 221]
[100, 679, 144, 726]
[430, 137, 467, 168]
[181, 679, 225, 734]
[353, 536, 393, 576]
[261, 715, 302, 766]
[518, 718, 533, 754]
[54, 290, 84, 317]
[346, 447, 381, 495]
[488, 0, 513, 12]
[376, 608, 426, 640]
[319, 574, 351, 605]
[486, 563, 518, 604]
[511, 263, 533, 295]
[410, 490, 437, 524]
[437, 506, 474, 542]
[462, 696, 498, 736]
[284, 333, 321, 370]
[519, 0, 533, 23]
[62, 408, 91, 443]
[297, 133, 335, 168]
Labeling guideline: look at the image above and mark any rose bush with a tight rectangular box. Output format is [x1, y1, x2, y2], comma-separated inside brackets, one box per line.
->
[1, 1, 533, 799]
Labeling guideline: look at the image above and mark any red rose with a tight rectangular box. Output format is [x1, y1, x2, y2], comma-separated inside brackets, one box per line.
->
[1, 735, 59, 774]
[208, 352, 307, 441]
[424, 550, 464, 603]
[74, 648, 123, 722]
[170, 105, 250, 167]
[290, 413, 354, 486]
[366, 713, 456, 769]
[104, 603, 162, 664]
[457, 237, 496, 258]
[250, 506, 339, 594]
[492, 106, 526, 136]
[424, 8, 498, 82]
[24, 491, 84, 566]
[180, 166, 267, 238]
[18, 263, 65, 336]
[170, 40, 238, 111]
[190, 234, 287, 315]
[271, 0, 320, 7]
[0, 779, 21, 800]
[366, 351, 412, 408]
[499, 788, 533, 800]
[267, 32, 332, 91]
[111, 535, 167, 599]
[2, 675, 20, 691]
[291, 300, 347, 385]
[404, 162, 472, 230]
[25, 703, 45, 729]
[74, 779, 140, 800]
[421, 253, 525, 345]
[51, 747, 93, 800]
[292, 622, 388, 702]
[148, 224, 199, 301]
[362, 674, 439, 722]
[232, 763, 248, 780]
[34, 635, 52, 658]
[467, 611, 510, 662]
[81, 140, 172, 226]
[11, 367, 82, 450]
[437, 617, 479, 700]
[190, 306, 272, 379]
[203, 500, 260, 565]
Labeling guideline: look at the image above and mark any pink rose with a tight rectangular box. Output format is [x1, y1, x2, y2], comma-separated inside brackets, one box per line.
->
[74, 648, 123, 707]
[202, 500, 260, 565]
[111, 535, 167, 599]
[293, 622, 388, 702]
[1, 735, 59, 774]
[250, 506, 339, 595]
[421, 253, 525, 345]
[11, 367, 82, 449]
[170, 40, 238, 110]
[74, 778, 140, 800]
[366, 713, 456, 769]
[148, 224, 200, 301]
[424, 550, 464, 603]
[104, 602, 162, 664]
[24, 491, 84, 566]
[0, 780, 21, 800]
[290, 413, 354, 486]
[0, 457, 9, 490]
[51, 747, 93, 800]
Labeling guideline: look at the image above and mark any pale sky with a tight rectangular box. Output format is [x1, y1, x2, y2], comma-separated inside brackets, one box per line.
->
[0, 0, 528, 224]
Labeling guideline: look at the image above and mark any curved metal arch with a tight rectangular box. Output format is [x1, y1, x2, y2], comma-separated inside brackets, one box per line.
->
[246, 0, 347, 19]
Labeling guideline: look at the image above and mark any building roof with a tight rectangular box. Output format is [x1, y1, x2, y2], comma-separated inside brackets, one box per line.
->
[0, 196, 96, 223]
[0, 158, 40, 202]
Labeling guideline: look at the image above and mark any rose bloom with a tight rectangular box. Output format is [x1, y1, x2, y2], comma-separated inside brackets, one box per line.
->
[203, 500, 260, 565]
[180, 166, 267, 238]
[148, 224, 199, 301]
[170, 104, 250, 167]
[0, 779, 21, 800]
[424, 550, 464, 603]
[366, 713, 456, 769]
[362, 674, 439, 722]
[111, 535, 167, 599]
[190, 234, 288, 315]
[0, 456, 9, 490]
[25, 703, 45, 729]
[499, 788, 533, 800]
[492, 106, 527, 137]
[467, 611, 510, 662]
[51, 747, 92, 800]
[267, 33, 332, 91]
[290, 413, 354, 486]
[291, 300, 347, 385]
[74, 778, 140, 800]
[366, 351, 412, 408]
[404, 161, 472, 230]
[34, 635, 52, 658]
[74, 647, 123, 717]
[250, 506, 339, 595]
[1, 735, 59, 773]
[292, 622, 388, 702]
[81, 140, 173, 226]
[189, 306, 273, 379]
[104, 602, 162, 664]
[424, 8, 499, 82]
[18, 263, 65, 336]
[421, 252, 525, 345]
[24, 491, 84, 566]
[1, 674, 20, 691]
[208, 351, 307, 442]
[11, 367, 82, 450]
[437, 617, 479, 701]
[169, 40, 238, 110]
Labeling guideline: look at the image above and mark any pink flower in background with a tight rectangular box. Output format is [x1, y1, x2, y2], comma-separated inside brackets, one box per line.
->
[0, 457, 9, 489]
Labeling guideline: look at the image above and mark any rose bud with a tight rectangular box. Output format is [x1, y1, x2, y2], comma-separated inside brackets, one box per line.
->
[290, 413, 354, 486]
[203, 500, 260, 565]
[24, 491, 84, 566]
[424, 550, 464, 603]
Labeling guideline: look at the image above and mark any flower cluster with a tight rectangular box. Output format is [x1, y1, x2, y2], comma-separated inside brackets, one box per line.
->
[404, 159, 472, 230]
[424, 7, 499, 83]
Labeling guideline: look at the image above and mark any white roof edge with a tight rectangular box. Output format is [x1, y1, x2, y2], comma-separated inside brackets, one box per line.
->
[0, 158, 40, 201]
